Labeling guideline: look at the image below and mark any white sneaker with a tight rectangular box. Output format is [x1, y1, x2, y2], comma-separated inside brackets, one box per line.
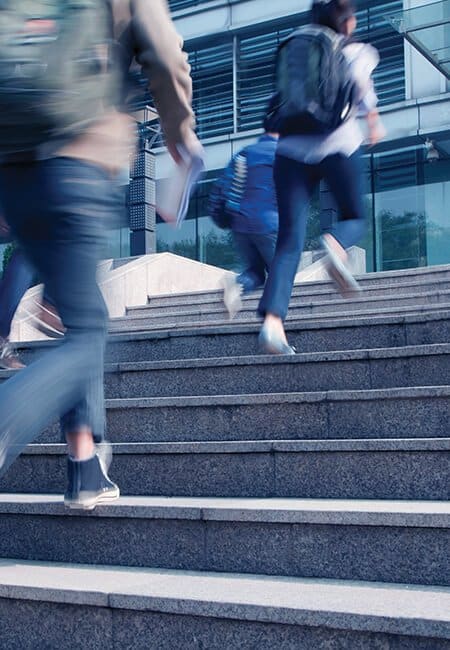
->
[222, 274, 243, 320]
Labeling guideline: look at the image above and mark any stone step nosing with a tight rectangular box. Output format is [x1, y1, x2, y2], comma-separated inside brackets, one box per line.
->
[23, 437, 450, 456]
[148, 276, 450, 305]
[147, 264, 450, 301]
[109, 303, 450, 333]
[14, 308, 450, 350]
[121, 290, 450, 321]
[0, 560, 449, 639]
[94, 343, 450, 374]
[106, 385, 450, 410]
[1, 494, 449, 528]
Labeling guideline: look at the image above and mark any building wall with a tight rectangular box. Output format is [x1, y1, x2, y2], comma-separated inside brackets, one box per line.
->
[152, 0, 450, 273]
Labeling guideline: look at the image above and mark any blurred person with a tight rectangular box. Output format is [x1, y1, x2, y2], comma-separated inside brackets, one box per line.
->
[0, 233, 64, 370]
[0, 245, 33, 369]
[0, 0, 199, 509]
[208, 97, 280, 318]
[258, 0, 385, 354]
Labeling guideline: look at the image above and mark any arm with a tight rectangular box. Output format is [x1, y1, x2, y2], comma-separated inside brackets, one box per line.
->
[366, 108, 386, 146]
[129, 0, 199, 162]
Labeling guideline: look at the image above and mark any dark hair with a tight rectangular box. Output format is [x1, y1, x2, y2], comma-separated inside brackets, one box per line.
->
[310, 0, 356, 34]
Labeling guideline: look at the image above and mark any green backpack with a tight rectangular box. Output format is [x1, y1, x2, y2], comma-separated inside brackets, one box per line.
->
[0, 0, 114, 157]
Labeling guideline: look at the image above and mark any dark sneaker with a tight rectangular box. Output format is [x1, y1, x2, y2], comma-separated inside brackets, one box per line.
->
[64, 454, 120, 510]
[0, 337, 25, 370]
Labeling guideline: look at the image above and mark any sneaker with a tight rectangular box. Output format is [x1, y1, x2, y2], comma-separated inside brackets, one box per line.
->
[258, 325, 296, 355]
[222, 274, 243, 320]
[64, 453, 120, 511]
[0, 337, 25, 370]
[321, 236, 362, 298]
[34, 300, 65, 339]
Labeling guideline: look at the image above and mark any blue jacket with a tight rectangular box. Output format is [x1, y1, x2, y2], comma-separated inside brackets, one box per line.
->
[209, 135, 278, 234]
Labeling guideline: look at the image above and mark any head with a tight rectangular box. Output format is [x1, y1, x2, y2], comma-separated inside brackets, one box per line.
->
[263, 93, 280, 136]
[310, 0, 357, 36]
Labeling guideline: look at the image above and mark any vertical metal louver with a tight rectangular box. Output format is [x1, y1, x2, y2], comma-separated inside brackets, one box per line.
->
[237, 26, 296, 132]
[187, 40, 234, 139]
[356, 1, 405, 105]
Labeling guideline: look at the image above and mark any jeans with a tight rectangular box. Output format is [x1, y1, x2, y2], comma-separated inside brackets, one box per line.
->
[259, 152, 367, 320]
[0, 157, 114, 477]
[0, 247, 34, 339]
[234, 231, 277, 293]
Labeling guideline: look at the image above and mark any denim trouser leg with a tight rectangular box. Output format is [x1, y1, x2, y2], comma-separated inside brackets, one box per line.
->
[258, 156, 316, 320]
[0, 158, 112, 477]
[0, 247, 35, 339]
[234, 231, 277, 293]
[321, 152, 367, 248]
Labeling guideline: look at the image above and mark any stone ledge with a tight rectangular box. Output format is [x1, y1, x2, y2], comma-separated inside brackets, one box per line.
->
[106, 385, 450, 409]
[0, 560, 448, 639]
[23, 437, 450, 455]
[0, 494, 449, 528]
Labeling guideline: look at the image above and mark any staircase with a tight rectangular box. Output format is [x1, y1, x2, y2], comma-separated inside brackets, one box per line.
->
[0, 265, 449, 649]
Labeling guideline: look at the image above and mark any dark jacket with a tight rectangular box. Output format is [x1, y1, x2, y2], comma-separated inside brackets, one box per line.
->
[210, 135, 278, 235]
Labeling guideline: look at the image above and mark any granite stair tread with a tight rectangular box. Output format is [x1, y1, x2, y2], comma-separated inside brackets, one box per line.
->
[132, 287, 450, 317]
[109, 302, 450, 332]
[146, 276, 450, 308]
[107, 384, 450, 408]
[23, 436, 450, 455]
[146, 264, 450, 305]
[103, 342, 449, 370]
[1, 493, 450, 527]
[0, 559, 449, 641]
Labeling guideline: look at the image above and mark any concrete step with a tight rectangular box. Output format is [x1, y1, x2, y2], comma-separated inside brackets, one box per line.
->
[1, 560, 449, 650]
[0, 495, 449, 587]
[141, 278, 450, 315]
[148, 264, 450, 308]
[118, 291, 450, 327]
[3, 438, 449, 501]
[68, 385, 449, 444]
[36, 386, 450, 444]
[99, 344, 450, 398]
[16, 310, 450, 364]
[109, 302, 450, 335]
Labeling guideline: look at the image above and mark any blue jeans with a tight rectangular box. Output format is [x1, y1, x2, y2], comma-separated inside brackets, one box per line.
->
[0, 247, 34, 339]
[259, 152, 367, 320]
[0, 157, 114, 477]
[234, 231, 277, 292]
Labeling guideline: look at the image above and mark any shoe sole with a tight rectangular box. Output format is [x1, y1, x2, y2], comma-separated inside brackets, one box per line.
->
[64, 487, 120, 511]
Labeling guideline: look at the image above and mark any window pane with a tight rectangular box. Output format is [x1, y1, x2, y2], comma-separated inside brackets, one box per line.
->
[156, 220, 197, 260]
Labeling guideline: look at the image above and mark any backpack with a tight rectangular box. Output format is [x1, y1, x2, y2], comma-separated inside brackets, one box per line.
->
[275, 25, 356, 135]
[208, 152, 247, 230]
[0, 0, 114, 157]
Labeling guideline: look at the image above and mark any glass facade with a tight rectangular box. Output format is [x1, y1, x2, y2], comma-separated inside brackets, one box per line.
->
[184, 0, 405, 138]
[152, 0, 449, 276]
[156, 141, 450, 274]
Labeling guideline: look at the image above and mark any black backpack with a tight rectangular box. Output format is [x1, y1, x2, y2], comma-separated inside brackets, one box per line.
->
[275, 25, 356, 135]
[0, 0, 115, 157]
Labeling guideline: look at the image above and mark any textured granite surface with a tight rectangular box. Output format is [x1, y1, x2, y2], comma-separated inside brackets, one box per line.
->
[0, 560, 449, 642]
[16, 311, 450, 365]
[0, 496, 448, 585]
[3, 438, 448, 500]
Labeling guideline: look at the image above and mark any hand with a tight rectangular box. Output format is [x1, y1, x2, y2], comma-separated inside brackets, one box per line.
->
[168, 129, 203, 165]
[368, 121, 386, 146]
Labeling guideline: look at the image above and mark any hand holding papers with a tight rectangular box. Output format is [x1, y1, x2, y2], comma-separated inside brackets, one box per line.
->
[157, 144, 205, 228]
